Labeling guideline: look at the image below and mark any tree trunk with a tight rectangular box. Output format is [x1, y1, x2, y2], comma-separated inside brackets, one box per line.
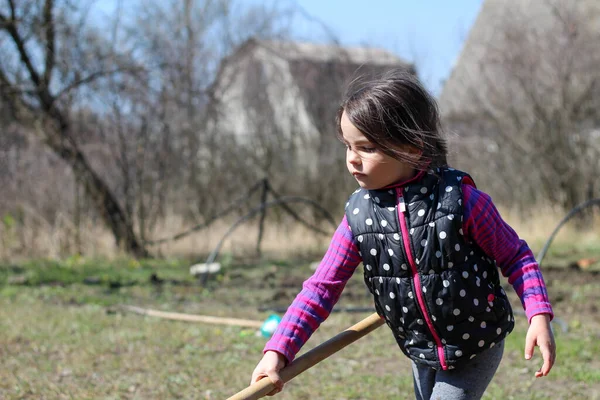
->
[44, 108, 149, 257]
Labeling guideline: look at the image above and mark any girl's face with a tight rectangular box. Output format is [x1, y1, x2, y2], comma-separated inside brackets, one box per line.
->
[341, 111, 417, 190]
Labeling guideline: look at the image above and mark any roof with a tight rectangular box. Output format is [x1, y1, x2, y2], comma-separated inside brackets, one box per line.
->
[255, 39, 412, 68]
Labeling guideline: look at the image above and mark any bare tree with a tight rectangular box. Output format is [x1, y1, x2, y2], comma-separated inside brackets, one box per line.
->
[0, 0, 150, 256]
[446, 0, 600, 214]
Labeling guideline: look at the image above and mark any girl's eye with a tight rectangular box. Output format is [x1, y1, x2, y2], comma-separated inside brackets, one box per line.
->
[343, 143, 377, 154]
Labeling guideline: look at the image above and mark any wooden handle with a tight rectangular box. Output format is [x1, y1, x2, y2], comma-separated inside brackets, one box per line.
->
[227, 312, 385, 400]
[119, 305, 264, 328]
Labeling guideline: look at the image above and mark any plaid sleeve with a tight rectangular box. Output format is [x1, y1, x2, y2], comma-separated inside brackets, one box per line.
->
[263, 215, 362, 363]
[462, 184, 554, 323]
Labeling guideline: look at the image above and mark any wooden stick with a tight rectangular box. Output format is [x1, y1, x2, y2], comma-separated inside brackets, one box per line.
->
[119, 305, 264, 328]
[227, 312, 385, 400]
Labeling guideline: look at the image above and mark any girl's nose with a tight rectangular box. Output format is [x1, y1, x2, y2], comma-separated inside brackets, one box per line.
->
[347, 149, 361, 165]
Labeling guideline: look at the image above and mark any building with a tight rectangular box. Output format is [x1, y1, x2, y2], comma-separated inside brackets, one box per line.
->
[208, 38, 414, 175]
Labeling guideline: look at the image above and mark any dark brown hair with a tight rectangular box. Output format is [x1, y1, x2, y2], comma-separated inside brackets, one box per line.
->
[336, 70, 447, 170]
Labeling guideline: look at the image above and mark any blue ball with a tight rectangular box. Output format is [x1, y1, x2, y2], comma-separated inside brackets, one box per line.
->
[260, 314, 281, 338]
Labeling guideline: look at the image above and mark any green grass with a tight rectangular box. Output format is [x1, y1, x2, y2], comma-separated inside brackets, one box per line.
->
[537, 240, 600, 270]
[1, 256, 599, 399]
[0, 256, 193, 286]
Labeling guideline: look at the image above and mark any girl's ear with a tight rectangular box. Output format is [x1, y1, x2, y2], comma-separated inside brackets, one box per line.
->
[403, 144, 423, 163]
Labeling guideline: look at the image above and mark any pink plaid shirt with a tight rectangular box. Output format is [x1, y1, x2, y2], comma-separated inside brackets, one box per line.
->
[264, 183, 554, 363]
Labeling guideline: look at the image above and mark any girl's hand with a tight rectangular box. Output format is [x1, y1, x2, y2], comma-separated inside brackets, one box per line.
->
[525, 313, 556, 377]
[251, 351, 287, 396]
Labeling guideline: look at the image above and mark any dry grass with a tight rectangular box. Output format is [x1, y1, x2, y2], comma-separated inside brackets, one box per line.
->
[1, 205, 598, 263]
[498, 205, 600, 251]
[0, 213, 333, 262]
[147, 214, 332, 259]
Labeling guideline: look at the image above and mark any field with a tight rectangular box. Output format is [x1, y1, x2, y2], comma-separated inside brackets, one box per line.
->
[1, 251, 599, 400]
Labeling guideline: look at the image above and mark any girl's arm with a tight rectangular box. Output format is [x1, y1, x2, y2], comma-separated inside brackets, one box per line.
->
[263, 215, 362, 364]
[462, 183, 553, 321]
[462, 183, 556, 377]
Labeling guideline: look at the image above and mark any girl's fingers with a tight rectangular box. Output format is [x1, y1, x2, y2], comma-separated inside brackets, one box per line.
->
[535, 340, 555, 377]
[267, 370, 284, 391]
[543, 342, 555, 374]
[524, 336, 535, 360]
[251, 372, 265, 385]
[251, 371, 284, 395]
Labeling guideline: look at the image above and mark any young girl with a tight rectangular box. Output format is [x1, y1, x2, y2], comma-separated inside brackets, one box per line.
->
[251, 71, 556, 399]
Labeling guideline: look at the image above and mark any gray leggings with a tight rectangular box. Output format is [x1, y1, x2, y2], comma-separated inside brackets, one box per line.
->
[411, 340, 504, 400]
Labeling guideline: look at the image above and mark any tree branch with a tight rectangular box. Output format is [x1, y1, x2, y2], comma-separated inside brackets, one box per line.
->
[8, 0, 17, 21]
[54, 66, 147, 100]
[0, 11, 8, 30]
[43, 0, 55, 86]
[0, 8, 53, 108]
[570, 78, 597, 119]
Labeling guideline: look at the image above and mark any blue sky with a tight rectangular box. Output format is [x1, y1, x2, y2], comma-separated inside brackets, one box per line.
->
[284, 0, 484, 95]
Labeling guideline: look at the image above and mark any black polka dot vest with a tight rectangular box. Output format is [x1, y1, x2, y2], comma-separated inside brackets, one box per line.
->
[345, 168, 515, 370]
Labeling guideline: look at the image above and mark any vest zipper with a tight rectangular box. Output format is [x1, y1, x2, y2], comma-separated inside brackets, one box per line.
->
[396, 189, 448, 370]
